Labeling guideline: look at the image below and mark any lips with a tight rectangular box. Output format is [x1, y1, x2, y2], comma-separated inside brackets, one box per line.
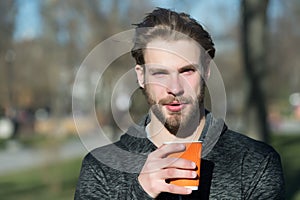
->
[164, 101, 187, 112]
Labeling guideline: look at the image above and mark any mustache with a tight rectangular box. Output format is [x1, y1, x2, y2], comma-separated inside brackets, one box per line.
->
[158, 96, 194, 105]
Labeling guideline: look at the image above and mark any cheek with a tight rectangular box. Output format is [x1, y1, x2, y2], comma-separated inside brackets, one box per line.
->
[145, 83, 162, 101]
[147, 84, 165, 98]
[183, 77, 201, 96]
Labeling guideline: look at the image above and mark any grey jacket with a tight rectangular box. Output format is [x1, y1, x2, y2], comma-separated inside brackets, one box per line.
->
[74, 114, 285, 199]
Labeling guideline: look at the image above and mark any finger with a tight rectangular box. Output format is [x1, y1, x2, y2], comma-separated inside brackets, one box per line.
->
[161, 168, 197, 180]
[151, 143, 186, 158]
[161, 182, 193, 195]
[162, 157, 196, 169]
[139, 157, 195, 175]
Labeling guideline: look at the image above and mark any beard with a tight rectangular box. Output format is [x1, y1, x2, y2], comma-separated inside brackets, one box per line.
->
[143, 80, 206, 137]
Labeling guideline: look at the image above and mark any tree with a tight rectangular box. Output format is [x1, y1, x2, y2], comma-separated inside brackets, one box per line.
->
[241, 0, 270, 142]
[0, 0, 16, 107]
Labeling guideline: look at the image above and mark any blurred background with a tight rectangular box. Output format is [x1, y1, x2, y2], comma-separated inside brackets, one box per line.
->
[0, 0, 299, 199]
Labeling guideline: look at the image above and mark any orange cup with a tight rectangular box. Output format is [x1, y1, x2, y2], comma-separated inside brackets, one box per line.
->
[164, 141, 202, 190]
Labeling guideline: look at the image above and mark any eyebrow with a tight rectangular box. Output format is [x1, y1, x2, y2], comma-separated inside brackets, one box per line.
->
[146, 63, 200, 73]
[148, 67, 168, 74]
[145, 64, 200, 71]
[178, 64, 199, 73]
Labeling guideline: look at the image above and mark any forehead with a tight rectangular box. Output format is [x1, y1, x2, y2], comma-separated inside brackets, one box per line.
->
[144, 40, 201, 67]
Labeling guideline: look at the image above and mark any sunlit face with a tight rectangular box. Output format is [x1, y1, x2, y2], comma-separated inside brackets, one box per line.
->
[135, 39, 207, 135]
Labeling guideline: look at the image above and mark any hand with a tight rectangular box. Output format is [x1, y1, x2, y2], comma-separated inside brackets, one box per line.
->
[138, 143, 197, 198]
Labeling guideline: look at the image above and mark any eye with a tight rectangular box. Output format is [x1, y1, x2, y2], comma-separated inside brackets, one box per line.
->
[152, 71, 168, 76]
[181, 68, 195, 75]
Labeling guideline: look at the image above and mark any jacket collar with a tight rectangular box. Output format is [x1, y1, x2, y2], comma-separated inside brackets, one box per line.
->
[119, 111, 227, 156]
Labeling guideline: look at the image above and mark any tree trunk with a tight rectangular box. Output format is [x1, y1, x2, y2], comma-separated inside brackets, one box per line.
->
[241, 0, 270, 143]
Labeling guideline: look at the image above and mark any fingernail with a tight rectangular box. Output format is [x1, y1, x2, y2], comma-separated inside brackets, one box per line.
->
[176, 144, 185, 150]
[192, 171, 197, 178]
[191, 162, 196, 168]
[186, 188, 192, 194]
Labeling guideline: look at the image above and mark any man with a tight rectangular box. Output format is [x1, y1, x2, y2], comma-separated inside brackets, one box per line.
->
[75, 8, 285, 199]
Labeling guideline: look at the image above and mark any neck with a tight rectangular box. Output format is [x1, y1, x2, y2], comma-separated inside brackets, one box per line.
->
[147, 108, 206, 147]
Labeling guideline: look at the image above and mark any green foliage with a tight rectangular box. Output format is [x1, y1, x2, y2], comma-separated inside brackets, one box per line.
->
[271, 134, 300, 200]
[0, 139, 6, 149]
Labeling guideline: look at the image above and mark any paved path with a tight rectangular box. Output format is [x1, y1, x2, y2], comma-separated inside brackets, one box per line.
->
[0, 133, 113, 175]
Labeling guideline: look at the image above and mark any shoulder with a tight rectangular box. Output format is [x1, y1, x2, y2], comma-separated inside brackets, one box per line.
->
[82, 141, 147, 174]
[81, 142, 121, 168]
[78, 142, 120, 175]
[212, 129, 282, 165]
[210, 129, 284, 180]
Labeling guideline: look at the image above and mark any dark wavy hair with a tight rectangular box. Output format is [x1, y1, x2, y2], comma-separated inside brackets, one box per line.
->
[131, 7, 215, 70]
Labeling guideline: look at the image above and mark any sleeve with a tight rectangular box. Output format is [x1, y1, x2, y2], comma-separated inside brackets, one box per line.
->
[74, 153, 154, 200]
[119, 177, 154, 200]
[244, 150, 285, 200]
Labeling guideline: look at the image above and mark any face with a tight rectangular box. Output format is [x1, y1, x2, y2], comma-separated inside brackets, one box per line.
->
[135, 39, 208, 135]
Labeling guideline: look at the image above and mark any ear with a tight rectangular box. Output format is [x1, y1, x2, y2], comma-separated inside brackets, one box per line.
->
[204, 58, 211, 81]
[135, 65, 145, 88]
[205, 63, 211, 80]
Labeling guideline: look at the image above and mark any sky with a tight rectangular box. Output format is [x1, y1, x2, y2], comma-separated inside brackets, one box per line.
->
[13, 0, 283, 42]
[151, 0, 240, 35]
[13, 0, 41, 41]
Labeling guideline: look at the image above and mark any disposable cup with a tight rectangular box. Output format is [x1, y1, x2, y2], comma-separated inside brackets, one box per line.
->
[164, 141, 202, 190]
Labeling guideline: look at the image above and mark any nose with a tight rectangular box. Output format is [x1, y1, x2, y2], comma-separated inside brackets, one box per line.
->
[166, 74, 184, 96]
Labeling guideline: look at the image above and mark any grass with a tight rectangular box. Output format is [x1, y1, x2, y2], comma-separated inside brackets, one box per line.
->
[0, 134, 299, 200]
[271, 134, 300, 200]
[0, 157, 82, 200]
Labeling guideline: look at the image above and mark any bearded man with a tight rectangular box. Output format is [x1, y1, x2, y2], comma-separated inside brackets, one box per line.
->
[75, 8, 285, 200]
